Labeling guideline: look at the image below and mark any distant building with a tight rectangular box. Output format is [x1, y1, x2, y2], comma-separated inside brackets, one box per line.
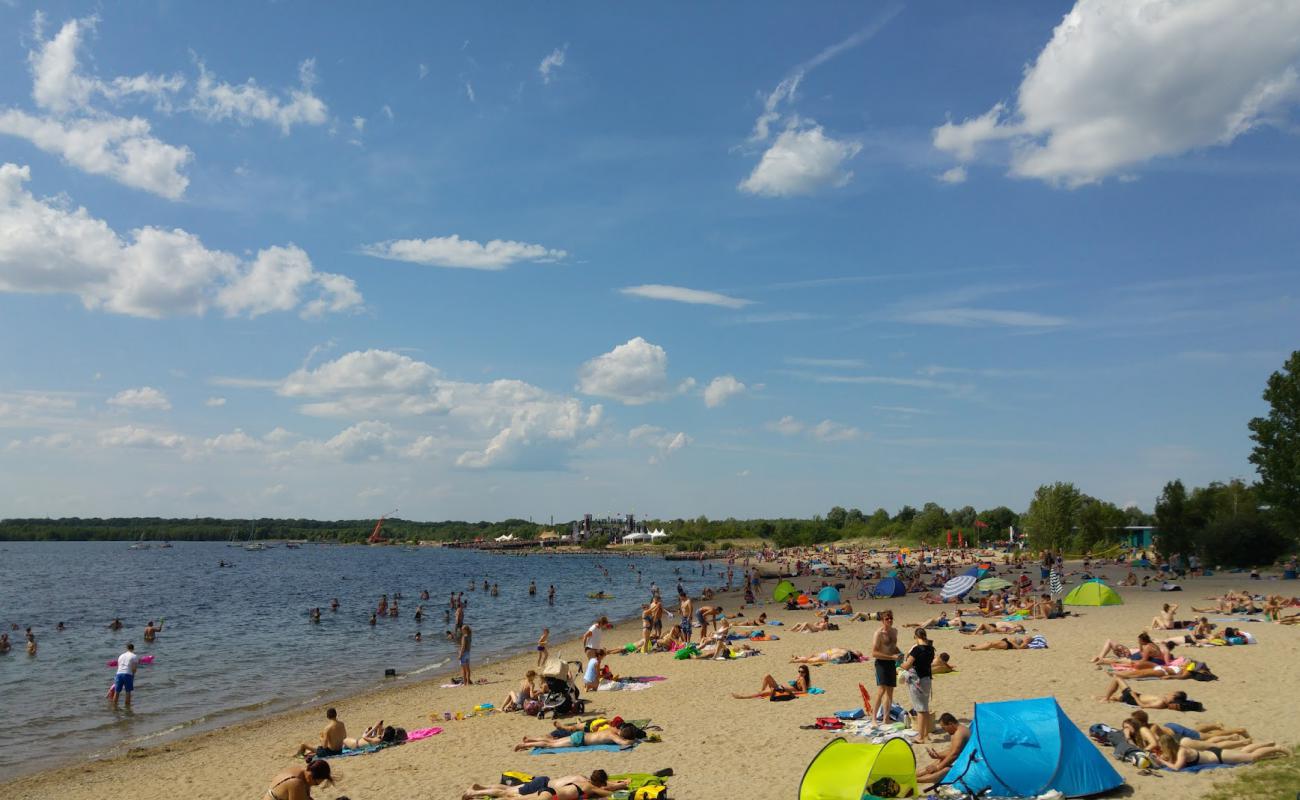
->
[572, 513, 646, 542]
[1123, 525, 1156, 549]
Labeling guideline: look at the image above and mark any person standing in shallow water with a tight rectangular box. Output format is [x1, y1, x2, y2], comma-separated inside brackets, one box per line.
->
[112, 642, 139, 707]
[548, 585, 556, 605]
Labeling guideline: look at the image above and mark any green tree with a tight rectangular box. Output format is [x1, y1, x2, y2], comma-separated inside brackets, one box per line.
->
[910, 502, 952, 543]
[950, 505, 978, 530]
[894, 505, 917, 524]
[1249, 350, 1300, 526]
[1198, 515, 1291, 569]
[1077, 497, 1125, 551]
[1021, 482, 1082, 551]
[826, 506, 848, 529]
[846, 508, 866, 525]
[977, 506, 1019, 536]
[1155, 480, 1196, 558]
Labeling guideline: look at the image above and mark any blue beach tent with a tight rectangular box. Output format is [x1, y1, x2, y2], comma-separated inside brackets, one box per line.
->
[873, 577, 907, 598]
[817, 586, 841, 603]
[962, 565, 989, 579]
[941, 697, 1123, 798]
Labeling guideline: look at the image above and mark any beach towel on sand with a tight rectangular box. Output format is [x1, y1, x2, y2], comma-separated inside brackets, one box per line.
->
[332, 726, 442, 757]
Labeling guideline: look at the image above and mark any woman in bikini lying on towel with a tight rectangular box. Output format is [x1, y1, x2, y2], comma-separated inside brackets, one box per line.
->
[732, 665, 812, 699]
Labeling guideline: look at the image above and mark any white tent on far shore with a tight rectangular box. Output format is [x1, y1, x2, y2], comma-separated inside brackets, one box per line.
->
[622, 531, 649, 543]
[647, 529, 668, 541]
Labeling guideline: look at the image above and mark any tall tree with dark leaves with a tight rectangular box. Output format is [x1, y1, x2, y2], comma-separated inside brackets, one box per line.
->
[1249, 350, 1300, 528]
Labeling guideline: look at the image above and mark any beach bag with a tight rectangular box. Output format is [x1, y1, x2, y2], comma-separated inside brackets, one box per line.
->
[814, 717, 845, 730]
[634, 785, 667, 800]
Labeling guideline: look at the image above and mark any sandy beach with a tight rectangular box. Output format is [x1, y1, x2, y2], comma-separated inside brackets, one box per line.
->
[5, 560, 1296, 800]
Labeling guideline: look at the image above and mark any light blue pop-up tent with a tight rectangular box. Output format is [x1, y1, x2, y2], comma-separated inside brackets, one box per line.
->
[873, 577, 907, 598]
[941, 697, 1122, 798]
[816, 586, 841, 603]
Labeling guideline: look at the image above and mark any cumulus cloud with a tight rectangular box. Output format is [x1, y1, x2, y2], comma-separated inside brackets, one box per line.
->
[190, 58, 328, 135]
[107, 386, 170, 410]
[739, 125, 862, 197]
[766, 415, 861, 442]
[932, 0, 1300, 186]
[577, 337, 693, 405]
[703, 375, 746, 408]
[360, 234, 567, 271]
[268, 349, 603, 470]
[0, 163, 361, 318]
[619, 284, 753, 309]
[98, 424, 184, 449]
[628, 424, 692, 464]
[28, 16, 185, 114]
[539, 46, 567, 84]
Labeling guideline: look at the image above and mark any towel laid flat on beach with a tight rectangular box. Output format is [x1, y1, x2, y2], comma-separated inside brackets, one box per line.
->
[598, 680, 655, 692]
[530, 743, 635, 755]
[1173, 762, 1237, 773]
[331, 726, 443, 757]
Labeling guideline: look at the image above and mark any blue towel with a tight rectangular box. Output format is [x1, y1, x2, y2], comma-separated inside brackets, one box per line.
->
[1175, 762, 1237, 773]
[530, 744, 634, 755]
[834, 708, 865, 720]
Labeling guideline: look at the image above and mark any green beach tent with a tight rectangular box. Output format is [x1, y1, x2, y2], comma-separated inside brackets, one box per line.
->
[799, 737, 917, 800]
[1063, 581, 1122, 606]
[773, 579, 798, 603]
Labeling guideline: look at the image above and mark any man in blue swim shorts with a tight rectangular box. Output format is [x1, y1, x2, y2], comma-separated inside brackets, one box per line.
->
[111, 642, 140, 708]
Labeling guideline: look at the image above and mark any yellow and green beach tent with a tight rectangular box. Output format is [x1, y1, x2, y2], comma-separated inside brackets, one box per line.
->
[773, 579, 798, 602]
[1063, 580, 1122, 606]
[799, 737, 917, 800]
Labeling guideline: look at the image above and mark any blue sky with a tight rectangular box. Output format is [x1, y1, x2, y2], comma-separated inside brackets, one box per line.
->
[2, 1, 1298, 521]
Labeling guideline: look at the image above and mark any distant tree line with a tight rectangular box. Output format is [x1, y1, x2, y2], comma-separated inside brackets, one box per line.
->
[0, 517, 546, 543]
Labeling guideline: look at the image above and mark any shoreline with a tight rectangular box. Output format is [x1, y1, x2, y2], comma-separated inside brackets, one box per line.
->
[2, 570, 740, 792]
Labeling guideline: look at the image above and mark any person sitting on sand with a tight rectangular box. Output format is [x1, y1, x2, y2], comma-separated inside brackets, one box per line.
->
[514, 724, 642, 751]
[732, 665, 812, 699]
[463, 770, 631, 800]
[916, 713, 970, 784]
[961, 620, 1025, 636]
[1097, 676, 1191, 709]
[1150, 603, 1183, 630]
[963, 635, 1031, 651]
[293, 707, 346, 759]
[930, 652, 955, 674]
[265, 759, 332, 800]
[502, 671, 541, 712]
[1091, 632, 1167, 665]
[789, 647, 860, 665]
[1151, 731, 1288, 771]
[1118, 571, 1138, 586]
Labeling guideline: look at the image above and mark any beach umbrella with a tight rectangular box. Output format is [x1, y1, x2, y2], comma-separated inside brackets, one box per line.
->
[817, 586, 842, 603]
[941, 575, 976, 601]
[976, 577, 1011, 592]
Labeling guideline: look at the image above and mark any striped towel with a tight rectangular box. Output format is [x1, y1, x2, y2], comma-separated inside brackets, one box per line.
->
[1027, 635, 1048, 649]
[1049, 569, 1063, 595]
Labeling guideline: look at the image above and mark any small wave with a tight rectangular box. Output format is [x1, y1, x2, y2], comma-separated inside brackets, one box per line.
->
[404, 657, 450, 676]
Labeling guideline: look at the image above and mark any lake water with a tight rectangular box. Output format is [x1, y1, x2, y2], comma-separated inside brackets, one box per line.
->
[0, 541, 711, 778]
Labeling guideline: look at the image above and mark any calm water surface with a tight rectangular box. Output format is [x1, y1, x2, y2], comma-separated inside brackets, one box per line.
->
[0, 541, 712, 777]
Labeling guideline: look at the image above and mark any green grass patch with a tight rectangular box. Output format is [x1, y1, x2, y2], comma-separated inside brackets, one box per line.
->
[1202, 747, 1300, 800]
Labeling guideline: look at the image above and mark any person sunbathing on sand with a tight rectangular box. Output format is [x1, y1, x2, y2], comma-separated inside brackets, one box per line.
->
[1091, 632, 1167, 665]
[1124, 717, 1251, 754]
[732, 665, 811, 699]
[1108, 661, 1212, 680]
[790, 647, 859, 664]
[790, 618, 838, 633]
[1097, 677, 1190, 709]
[904, 611, 961, 629]
[463, 770, 630, 800]
[514, 724, 641, 751]
[961, 620, 1025, 635]
[930, 652, 955, 674]
[963, 635, 1030, 651]
[1152, 732, 1287, 771]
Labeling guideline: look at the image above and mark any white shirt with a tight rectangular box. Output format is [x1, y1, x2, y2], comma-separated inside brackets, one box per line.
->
[116, 650, 139, 675]
[585, 623, 603, 650]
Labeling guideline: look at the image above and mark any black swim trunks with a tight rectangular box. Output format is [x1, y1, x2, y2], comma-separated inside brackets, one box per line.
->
[874, 658, 897, 688]
[1119, 688, 1137, 706]
[519, 775, 552, 795]
[314, 746, 342, 758]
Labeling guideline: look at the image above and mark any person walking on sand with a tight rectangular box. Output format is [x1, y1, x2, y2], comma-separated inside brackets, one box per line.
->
[583, 617, 610, 660]
[537, 627, 550, 666]
[458, 624, 473, 686]
[111, 642, 140, 707]
[871, 610, 900, 722]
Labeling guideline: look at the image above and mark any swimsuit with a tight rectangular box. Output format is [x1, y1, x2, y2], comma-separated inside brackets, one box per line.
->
[266, 776, 296, 800]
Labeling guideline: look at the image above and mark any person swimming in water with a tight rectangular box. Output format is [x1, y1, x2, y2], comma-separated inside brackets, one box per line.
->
[143, 620, 163, 640]
[529, 581, 537, 596]
[108, 618, 124, 631]
[548, 585, 556, 605]
[330, 598, 339, 612]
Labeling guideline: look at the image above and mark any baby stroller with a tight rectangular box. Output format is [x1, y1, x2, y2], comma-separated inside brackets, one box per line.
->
[537, 658, 588, 719]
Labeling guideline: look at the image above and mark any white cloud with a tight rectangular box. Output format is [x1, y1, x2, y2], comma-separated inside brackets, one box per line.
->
[620, 284, 753, 309]
[202, 428, 267, 453]
[352, 116, 365, 132]
[937, 165, 967, 184]
[360, 234, 567, 271]
[785, 357, 864, 368]
[270, 348, 603, 470]
[381, 104, 394, 121]
[577, 337, 691, 405]
[809, 419, 861, 442]
[539, 46, 567, 84]
[739, 125, 862, 197]
[325, 420, 395, 463]
[932, 0, 1300, 186]
[190, 58, 328, 135]
[108, 386, 170, 410]
[464, 81, 476, 103]
[895, 308, 1066, 328]
[628, 424, 692, 464]
[0, 163, 361, 318]
[765, 416, 805, 436]
[205, 396, 227, 407]
[0, 110, 192, 199]
[28, 17, 185, 114]
[419, 63, 429, 79]
[98, 424, 184, 449]
[703, 375, 746, 408]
